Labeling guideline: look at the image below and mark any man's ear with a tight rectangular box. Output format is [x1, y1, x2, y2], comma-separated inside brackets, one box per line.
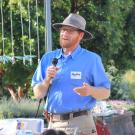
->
[79, 32, 85, 40]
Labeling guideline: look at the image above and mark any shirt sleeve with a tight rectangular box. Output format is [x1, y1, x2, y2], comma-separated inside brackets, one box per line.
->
[31, 54, 48, 87]
[92, 55, 111, 89]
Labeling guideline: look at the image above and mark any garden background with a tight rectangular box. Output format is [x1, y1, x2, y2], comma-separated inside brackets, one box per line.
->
[0, 0, 135, 123]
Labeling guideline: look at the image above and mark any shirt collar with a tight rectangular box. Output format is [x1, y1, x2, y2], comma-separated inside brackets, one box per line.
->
[57, 45, 82, 60]
[71, 45, 81, 59]
[56, 49, 63, 59]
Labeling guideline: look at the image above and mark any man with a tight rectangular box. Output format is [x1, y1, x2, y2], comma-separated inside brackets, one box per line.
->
[32, 13, 111, 135]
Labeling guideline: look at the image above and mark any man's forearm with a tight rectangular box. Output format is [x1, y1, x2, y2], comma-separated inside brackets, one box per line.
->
[90, 86, 110, 100]
[33, 79, 51, 99]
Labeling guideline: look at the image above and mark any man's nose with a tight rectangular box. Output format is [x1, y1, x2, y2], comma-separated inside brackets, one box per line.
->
[62, 30, 69, 34]
[61, 31, 69, 37]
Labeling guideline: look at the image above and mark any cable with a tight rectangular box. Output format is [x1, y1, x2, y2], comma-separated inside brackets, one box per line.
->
[35, 99, 42, 118]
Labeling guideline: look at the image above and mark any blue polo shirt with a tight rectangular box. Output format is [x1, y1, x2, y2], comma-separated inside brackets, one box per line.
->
[32, 45, 110, 114]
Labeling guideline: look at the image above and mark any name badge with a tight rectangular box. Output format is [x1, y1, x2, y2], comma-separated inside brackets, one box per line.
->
[71, 71, 81, 79]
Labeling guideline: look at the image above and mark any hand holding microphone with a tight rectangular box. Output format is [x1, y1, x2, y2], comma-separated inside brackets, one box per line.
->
[45, 58, 59, 83]
[33, 58, 59, 99]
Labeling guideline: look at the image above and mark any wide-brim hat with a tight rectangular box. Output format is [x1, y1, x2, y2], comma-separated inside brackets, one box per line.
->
[53, 13, 93, 39]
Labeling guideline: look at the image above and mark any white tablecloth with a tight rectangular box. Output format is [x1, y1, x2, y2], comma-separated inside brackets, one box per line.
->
[0, 118, 44, 135]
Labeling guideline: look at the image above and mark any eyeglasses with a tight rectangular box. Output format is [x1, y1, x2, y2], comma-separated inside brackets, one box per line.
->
[60, 27, 80, 34]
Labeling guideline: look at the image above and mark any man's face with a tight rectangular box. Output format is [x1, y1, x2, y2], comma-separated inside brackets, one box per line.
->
[59, 26, 84, 49]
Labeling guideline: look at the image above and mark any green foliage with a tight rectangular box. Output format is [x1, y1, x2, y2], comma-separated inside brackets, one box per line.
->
[110, 80, 131, 100]
[108, 68, 135, 101]
[122, 70, 135, 101]
[0, 0, 44, 97]
[129, 90, 135, 102]
[129, 106, 135, 125]
[3, 62, 33, 86]
[0, 97, 44, 119]
[0, 61, 35, 98]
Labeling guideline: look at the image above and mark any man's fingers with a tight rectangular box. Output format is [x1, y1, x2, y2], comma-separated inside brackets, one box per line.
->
[83, 82, 88, 87]
[73, 83, 90, 96]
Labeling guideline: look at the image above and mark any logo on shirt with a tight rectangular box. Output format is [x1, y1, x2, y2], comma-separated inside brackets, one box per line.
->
[71, 71, 81, 79]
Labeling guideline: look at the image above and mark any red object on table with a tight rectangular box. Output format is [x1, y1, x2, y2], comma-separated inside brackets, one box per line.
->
[96, 120, 111, 135]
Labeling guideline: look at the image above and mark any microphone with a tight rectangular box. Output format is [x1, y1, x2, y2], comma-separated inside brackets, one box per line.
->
[50, 58, 58, 83]
[52, 58, 58, 66]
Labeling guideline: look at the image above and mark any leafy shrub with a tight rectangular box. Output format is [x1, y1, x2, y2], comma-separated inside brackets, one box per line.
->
[129, 106, 135, 126]
[129, 90, 135, 102]
[122, 70, 135, 102]
[108, 65, 135, 101]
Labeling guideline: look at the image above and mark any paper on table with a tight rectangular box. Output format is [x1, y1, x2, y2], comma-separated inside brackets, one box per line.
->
[0, 119, 17, 135]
